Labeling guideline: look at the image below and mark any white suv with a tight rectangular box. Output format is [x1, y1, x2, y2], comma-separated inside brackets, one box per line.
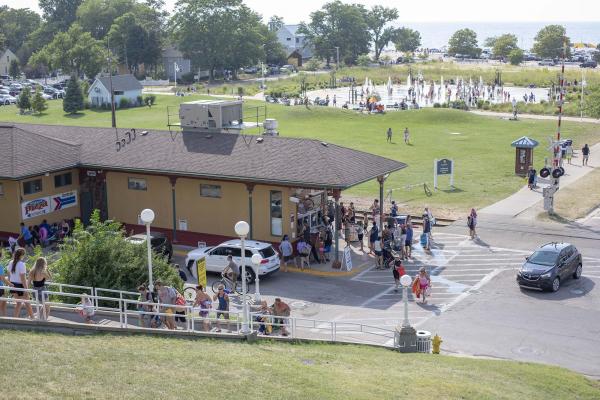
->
[185, 239, 280, 283]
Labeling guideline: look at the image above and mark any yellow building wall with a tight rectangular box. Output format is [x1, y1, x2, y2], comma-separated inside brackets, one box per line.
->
[13, 169, 81, 230]
[105, 172, 293, 243]
[0, 180, 21, 234]
[105, 172, 173, 231]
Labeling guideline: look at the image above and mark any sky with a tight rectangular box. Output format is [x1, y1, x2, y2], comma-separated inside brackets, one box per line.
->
[1, 0, 599, 23]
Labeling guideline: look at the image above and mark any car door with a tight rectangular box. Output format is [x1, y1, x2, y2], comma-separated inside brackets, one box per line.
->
[566, 246, 577, 274]
[206, 246, 227, 272]
[557, 250, 570, 280]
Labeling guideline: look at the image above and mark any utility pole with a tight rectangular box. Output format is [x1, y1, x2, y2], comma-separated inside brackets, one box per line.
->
[580, 68, 585, 121]
[107, 38, 116, 129]
[335, 46, 340, 70]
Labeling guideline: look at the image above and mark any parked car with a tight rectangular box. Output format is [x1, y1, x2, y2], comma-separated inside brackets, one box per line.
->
[126, 232, 173, 261]
[0, 94, 17, 105]
[517, 242, 582, 292]
[184, 239, 280, 283]
[243, 66, 258, 74]
[280, 64, 296, 73]
[580, 60, 597, 68]
[538, 59, 556, 66]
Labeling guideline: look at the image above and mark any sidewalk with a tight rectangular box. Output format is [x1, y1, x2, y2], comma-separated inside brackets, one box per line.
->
[480, 144, 600, 218]
[470, 110, 600, 124]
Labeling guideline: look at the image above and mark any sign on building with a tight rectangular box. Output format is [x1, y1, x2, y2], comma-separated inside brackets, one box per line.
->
[21, 190, 78, 220]
[433, 159, 455, 189]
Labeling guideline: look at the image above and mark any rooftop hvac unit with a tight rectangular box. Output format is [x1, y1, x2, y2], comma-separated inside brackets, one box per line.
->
[263, 118, 279, 136]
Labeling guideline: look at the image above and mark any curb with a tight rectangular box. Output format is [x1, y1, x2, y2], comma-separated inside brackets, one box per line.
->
[281, 260, 372, 277]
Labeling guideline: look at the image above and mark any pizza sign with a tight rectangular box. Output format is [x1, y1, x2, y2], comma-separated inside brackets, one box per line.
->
[22, 197, 51, 219]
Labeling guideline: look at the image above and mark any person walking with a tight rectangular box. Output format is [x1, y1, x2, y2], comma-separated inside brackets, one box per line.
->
[17, 223, 34, 252]
[373, 235, 383, 269]
[155, 281, 177, 330]
[212, 284, 229, 332]
[412, 267, 431, 304]
[223, 255, 239, 289]
[404, 219, 413, 259]
[582, 144, 590, 166]
[566, 144, 573, 165]
[527, 165, 536, 190]
[8, 248, 34, 319]
[296, 238, 311, 270]
[193, 285, 212, 331]
[467, 208, 478, 239]
[386, 127, 393, 143]
[403, 127, 410, 144]
[393, 259, 406, 292]
[0, 248, 12, 317]
[28, 257, 52, 319]
[278, 235, 294, 272]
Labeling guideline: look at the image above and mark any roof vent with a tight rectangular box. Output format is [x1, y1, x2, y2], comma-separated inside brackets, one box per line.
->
[205, 134, 213, 139]
[256, 137, 264, 143]
[141, 130, 149, 136]
[321, 142, 328, 147]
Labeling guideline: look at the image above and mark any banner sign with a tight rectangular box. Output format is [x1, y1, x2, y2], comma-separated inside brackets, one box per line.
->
[52, 190, 77, 211]
[196, 257, 207, 289]
[22, 197, 51, 220]
[22, 190, 78, 220]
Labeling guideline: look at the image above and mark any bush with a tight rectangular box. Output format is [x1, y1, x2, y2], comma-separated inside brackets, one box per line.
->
[83, 99, 91, 109]
[356, 54, 371, 67]
[51, 210, 181, 296]
[136, 95, 143, 106]
[31, 88, 48, 114]
[433, 103, 441, 108]
[180, 72, 195, 84]
[17, 89, 32, 112]
[144, 94, 156, 107]
[509, 49, 524, 66]
[304, 59, 320, 71]
[119, 97, 130, 108]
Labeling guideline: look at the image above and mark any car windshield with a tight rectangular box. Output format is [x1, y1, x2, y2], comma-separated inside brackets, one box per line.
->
[259, 246, 276, 258]
[528, 250, 557, 266]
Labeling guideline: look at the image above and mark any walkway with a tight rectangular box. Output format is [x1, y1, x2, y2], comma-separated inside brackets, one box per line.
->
[470, 110, 600, 124]
[480, 143, 600, 217]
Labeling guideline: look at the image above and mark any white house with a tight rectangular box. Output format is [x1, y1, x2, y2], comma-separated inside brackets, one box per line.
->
[0, 48, 18, 76]
[275, 25, 313, 66]
[162, 45, 191, 82]
[88, 74, 143, 107]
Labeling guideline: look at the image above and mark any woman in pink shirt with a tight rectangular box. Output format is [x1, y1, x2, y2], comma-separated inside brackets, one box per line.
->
[413, 267, 431, 304]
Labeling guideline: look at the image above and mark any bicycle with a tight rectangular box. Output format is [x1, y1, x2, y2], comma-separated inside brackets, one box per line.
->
[211, 273, 251, 295]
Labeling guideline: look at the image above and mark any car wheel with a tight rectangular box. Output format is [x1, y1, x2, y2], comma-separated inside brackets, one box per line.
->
[573, 264, 582, 279]
[244, 268, 256, 284]
[551, 277, 560, 292]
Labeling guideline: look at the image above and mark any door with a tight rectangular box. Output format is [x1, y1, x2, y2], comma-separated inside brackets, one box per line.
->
[557, 250, 569, 279]
[80, 191, 93, 225]
[207, 246, 229, 272]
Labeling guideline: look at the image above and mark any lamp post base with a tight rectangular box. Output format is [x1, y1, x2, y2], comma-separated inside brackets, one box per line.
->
[394, 325, 418, 353]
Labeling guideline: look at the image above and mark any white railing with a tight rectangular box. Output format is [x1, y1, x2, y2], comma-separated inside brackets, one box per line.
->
[0, 284, 398, 347]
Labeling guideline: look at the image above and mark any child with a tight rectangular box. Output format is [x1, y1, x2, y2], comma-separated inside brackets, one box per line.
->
[393, 259, 406, 292]
[78, 295, 96, 324]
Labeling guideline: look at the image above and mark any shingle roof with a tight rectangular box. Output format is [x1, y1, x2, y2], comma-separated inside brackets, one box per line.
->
[0, 125, 81, 179]
[511, 136, 539, 148]
[3, 124, 407, 189]
[95, 75, 143, 92]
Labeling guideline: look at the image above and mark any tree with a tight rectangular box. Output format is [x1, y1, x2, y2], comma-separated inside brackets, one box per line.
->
[77, 0, 137, 39]
[509, 48, 524, 65]
[17, 89, 31, 112]
[0, 6, 41, 55]
[9, 59, 20, 79]
[393, 27, 421, 54]
[298, 1, 370, 66]
[595, 45, 600, 63]
[51, 210, 181, 295]
[261, 25, 287, 66]
[31, 88, 48, 114]
[448, 28, 481, 58]
[532, 25, 571, 59]
[268, 15, 284, 32]
[483, 36, 497, 47]
[63, 76, 85, 114]
[39, 0, 83, 32]
[29, 24, 105, 78]
[587, 86, 600, 119]
[365, 5, 398, 61]
[492, 34, 518, 59]
[172, 0, 269, 81]
[356, 54, 371, 67]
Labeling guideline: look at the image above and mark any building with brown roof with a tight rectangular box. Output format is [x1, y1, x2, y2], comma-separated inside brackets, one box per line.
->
[0, 123, 406, 250]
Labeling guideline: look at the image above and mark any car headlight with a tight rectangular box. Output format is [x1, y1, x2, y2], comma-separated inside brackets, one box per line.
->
[540, 272, 552, 278]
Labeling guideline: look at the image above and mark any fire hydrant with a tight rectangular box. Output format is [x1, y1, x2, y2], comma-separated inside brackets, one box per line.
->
[432, 334, 443, 354]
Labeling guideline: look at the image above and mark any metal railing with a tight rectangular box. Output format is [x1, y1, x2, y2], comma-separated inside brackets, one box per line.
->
[0, 284, 399, 347]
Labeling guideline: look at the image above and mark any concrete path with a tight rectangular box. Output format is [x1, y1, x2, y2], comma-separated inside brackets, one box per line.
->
[480, 143, 600, 217]
[470, 110, 600, 124]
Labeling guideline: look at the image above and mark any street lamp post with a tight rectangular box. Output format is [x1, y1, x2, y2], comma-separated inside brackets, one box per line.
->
[234, 221, 252, 335]
[400, 274, 412, 328]
[394, 274, 418, 352]
[251, 253, 262, 302]
[140, 209, 155, 293]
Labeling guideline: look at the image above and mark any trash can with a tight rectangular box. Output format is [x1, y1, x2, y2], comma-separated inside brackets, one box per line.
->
[416, 330, 432, 353]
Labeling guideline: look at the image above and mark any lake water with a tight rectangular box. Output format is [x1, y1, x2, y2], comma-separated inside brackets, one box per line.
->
[396, 21, 600, 50]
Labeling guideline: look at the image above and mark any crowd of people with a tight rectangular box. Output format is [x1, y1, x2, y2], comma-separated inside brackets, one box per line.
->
[8, 219, 74, 253]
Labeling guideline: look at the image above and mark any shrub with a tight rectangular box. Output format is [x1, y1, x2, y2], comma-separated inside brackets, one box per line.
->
[433, 103, 441, 108]
[17, 89, 32, 112]
[63, 76, 84, 114]
[144, 94, 156, 107]
[119, 97, 130, 108]
[51, 210, 181, 296]
[357, 54, 371, 67]
[180, 72, 195, 84]
[304, 58, 320, 71]
[136, 95, 143, 106]
[31, 88, 48, 114]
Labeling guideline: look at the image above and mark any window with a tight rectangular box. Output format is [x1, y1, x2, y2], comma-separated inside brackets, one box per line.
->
[295, 37, 300, 43]
[286, 37, 291, 41]
[54, 172, 72, 188]
[200, 184, 221, 198]
[128, 177, 147, 191]
[270, 190, 283, 236]
[210, 247, 228, 256]
[113, 90, 124, 95]
[23, 179, 42, 195]
[0, 183, 4, 197]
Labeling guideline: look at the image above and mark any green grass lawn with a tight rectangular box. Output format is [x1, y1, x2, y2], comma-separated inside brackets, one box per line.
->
[1, 330, 598, 399]
[2, 95, 598, 217]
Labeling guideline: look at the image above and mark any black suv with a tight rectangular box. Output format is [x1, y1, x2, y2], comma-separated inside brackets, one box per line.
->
[517, 243, 582, 292]
[126, 232, 173, 261]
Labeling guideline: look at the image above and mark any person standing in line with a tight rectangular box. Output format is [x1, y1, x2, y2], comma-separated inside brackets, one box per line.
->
[387, 127, 393, 143]
[17, 223, 34, 252]
[373, 235, 383, 269]
[368, 221, 379, 255]
[0, 248, 13, 317]
[582, 144, 590, 166]
[404, 127, 410, 144]
[390, 201, 398, 218]
[8, 248, 34, 319]
[356, 221, 365, 252]
[278, 235, 294, 272]
[404, 219, 413, 259]
[193, 285, 212, 332]
[28, 257, 52, 319]
[212, 284, 229, 332]
[467, 208, 478, 239]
